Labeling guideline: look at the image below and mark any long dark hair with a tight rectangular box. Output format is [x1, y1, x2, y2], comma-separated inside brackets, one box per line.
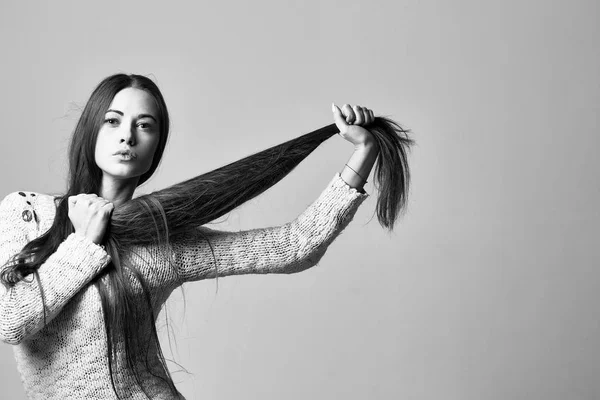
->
[1, 73, 415, 398]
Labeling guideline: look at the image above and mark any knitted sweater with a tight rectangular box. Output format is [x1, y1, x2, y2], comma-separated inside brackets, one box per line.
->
[0, 173, 368, 400]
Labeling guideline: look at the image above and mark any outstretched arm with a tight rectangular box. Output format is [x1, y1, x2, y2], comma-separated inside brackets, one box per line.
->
[171, 103, 379, 283]
[171, 172, 369, 282]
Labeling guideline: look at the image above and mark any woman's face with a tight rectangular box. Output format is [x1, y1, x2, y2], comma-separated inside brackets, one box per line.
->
[95, 87, 161, 183]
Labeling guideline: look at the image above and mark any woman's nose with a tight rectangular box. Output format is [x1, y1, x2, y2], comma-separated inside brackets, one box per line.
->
[119, 125, 136, 146]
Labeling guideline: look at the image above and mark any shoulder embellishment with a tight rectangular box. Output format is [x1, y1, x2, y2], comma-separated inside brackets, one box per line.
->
[16, 191, 39, 224]
[22, 210, 34, 222]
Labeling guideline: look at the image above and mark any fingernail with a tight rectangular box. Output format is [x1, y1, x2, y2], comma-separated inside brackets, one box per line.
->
[331, 103, 335, 113]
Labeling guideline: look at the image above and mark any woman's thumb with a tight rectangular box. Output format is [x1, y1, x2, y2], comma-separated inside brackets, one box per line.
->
[332, 103, 347, 132]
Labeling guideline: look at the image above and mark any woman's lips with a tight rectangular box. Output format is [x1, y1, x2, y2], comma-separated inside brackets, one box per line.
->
[113, 150, 138, 159]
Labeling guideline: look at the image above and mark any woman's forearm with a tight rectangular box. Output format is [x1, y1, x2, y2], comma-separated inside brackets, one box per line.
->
[340, 140, 380, 193]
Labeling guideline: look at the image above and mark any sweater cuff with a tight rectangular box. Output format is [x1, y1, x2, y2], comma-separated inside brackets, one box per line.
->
[298, 173, 369, 228]
[55, 233, 112, 274]
[331, 173, 370, 198]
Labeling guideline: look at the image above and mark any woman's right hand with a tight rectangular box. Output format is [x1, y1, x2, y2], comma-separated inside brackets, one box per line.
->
[67, 194, 114, 245]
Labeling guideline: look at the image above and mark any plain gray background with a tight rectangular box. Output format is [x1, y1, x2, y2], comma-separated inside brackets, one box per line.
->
[1, 0, 599, 399]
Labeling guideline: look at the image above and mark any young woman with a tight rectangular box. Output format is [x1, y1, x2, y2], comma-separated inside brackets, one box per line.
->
[0, 73, 412, 399]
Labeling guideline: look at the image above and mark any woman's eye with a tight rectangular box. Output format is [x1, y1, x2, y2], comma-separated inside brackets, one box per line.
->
[104, 118, 118, 125]
[137, 122, 152, 129]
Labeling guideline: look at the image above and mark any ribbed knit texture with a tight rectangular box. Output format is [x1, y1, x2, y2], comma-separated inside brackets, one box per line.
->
[0, 173, 368, 399]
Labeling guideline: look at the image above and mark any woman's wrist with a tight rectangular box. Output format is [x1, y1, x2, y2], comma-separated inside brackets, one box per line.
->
[353, 136, 379, 152]
[340, 142, 379, 192]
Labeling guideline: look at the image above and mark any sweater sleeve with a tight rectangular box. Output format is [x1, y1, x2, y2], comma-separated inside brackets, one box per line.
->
[0, 192, 112, 345]
[171, 173, 369, 283]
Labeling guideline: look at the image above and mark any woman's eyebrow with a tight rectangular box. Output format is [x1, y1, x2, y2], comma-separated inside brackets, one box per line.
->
[137, 114, 157, 122]
[105, 109, 156, 122]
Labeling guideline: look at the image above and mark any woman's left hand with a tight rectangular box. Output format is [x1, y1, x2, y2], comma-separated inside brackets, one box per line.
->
[332, 103, 376, 148]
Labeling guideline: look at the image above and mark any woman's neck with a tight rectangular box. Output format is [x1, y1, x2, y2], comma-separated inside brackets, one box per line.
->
[98, 176, 138, 206]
